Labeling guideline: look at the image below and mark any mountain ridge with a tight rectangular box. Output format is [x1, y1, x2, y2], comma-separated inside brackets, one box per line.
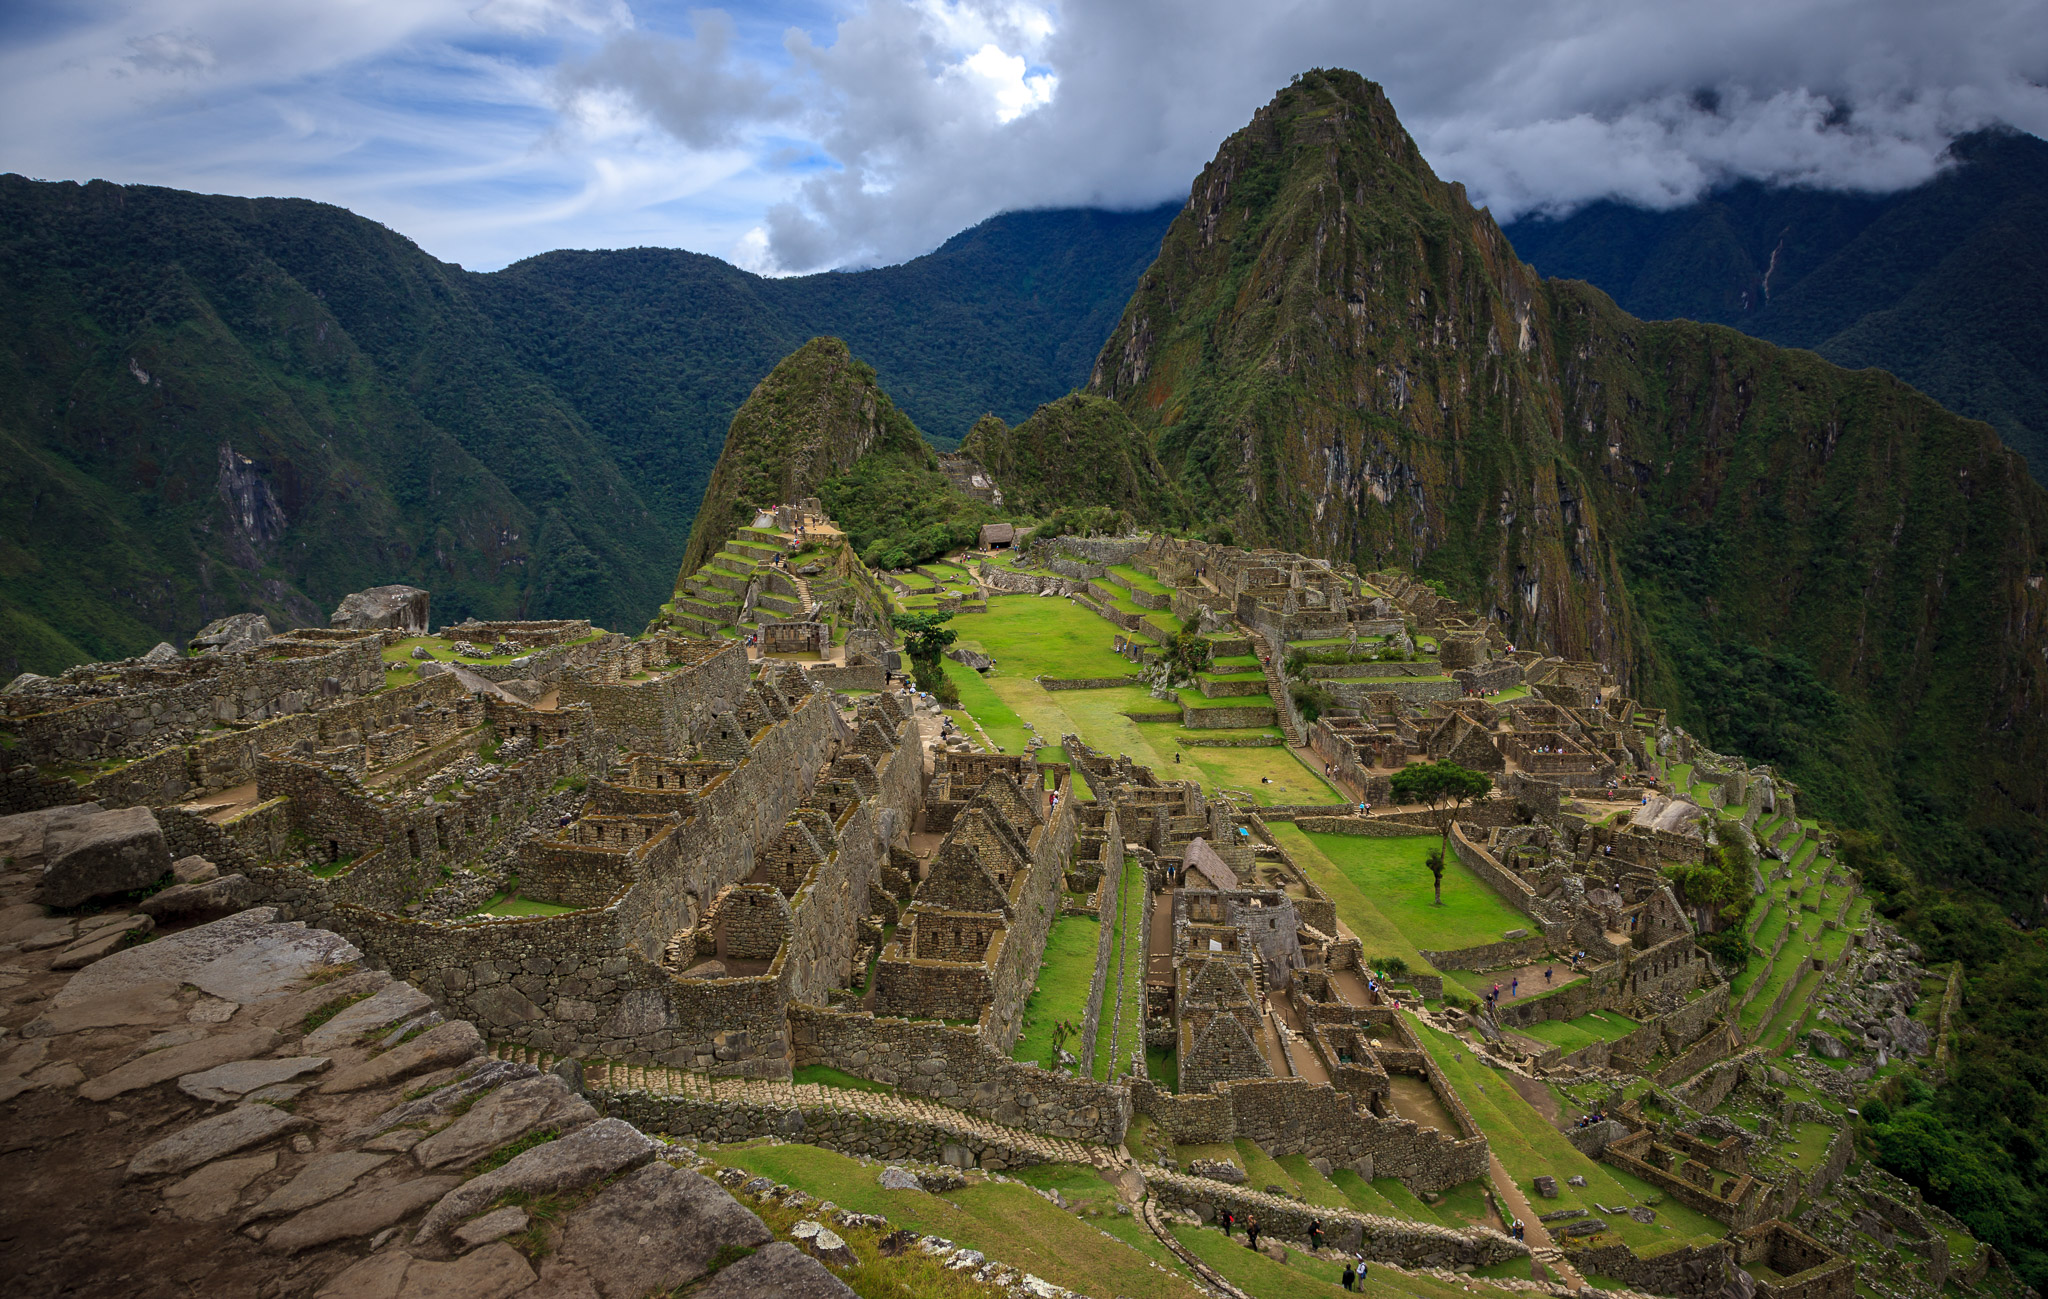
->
[1076, 69, 2048, 901]
[1502, 128, 2048, 483]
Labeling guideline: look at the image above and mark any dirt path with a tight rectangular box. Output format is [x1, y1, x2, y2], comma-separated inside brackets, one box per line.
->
[1488, 1152, 1587, 1290]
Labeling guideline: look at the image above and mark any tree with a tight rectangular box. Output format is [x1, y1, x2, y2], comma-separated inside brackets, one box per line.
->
[891, 611, 957, 666]
[1389, 761, 1494, 905]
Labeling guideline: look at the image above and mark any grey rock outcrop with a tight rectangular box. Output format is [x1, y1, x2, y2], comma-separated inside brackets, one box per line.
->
[190, 612, 275, 653]
[331, 585, 430, 634]
[35, 806, 171, 907]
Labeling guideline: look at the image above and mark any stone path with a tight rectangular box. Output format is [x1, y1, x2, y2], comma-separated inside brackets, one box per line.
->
[1488, 1152, 1587, 1291]
[488, 1042, 1130, 1171]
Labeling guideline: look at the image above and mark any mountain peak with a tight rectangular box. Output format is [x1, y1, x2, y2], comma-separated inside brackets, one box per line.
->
[677, 336, 927, 575]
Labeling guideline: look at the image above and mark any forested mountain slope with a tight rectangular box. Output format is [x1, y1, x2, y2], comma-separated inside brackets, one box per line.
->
[1503, 130, 2048, 484]
[0, 180, 1173, 675]
[1082, 70, 2048, 904]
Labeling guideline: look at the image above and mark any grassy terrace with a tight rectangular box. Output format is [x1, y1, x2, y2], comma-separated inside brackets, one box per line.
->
[1413, 1019, 1727, 1257]
[477, 893, 580, 917]
[1515, 1009, 1640, 1052]
[701, 1144, 1199, 1299]
[1266, 824, 1433, 972]
[1298, 831, 1531, 953]
[1012, 913, 1102, 1069]
[1108, 564, 1175, 597]
[1093, 858, 1147, 1079]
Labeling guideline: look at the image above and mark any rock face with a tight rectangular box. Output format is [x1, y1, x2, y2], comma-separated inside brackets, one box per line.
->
[555, 1163, 774, 1296]
[35, 807, 171, 907]
[330, 585, 430, 634]
[189, 612, 274, 653]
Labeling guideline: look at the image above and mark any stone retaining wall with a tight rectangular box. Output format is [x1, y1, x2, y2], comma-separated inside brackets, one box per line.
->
[1149, 1171, 1524, 1267]
[1562, 1239, 1734, 1298]
[601, 1088, 1056, 1170]
[790, 1004, 1130, 1144]
[1078, 842, 1127, 1076]
[1418, 936, 1548, 972]
[1180, 703, 1279, 729]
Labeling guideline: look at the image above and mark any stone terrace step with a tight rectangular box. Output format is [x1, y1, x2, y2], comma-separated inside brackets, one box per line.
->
[487, 1044, 1126, 1170]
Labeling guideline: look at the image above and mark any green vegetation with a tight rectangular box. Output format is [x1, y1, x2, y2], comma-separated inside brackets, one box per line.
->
[700, 1143, 1199, 1299]
[961, 394, 1186, 524]
[1514, 1010, 1640, 1052]
[791, 1064, 894, 1094]
[1012, 914, 1100, 1069]
[1094, 858, 1148, 1080]
[1387, 763, 1495, 900]
[478, 894, 581, 918]
[1298, 831, 1528, 953]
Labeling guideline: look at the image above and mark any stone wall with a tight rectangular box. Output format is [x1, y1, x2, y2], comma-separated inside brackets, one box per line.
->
[1562, 1239, 1735, 1299]
[1450, 822, 1566, 939]
[1150, 1171, 1524, 1266]
[1131, 1073, 1487, 1194]
[8, 635, 385, 762]
[1180, 703, 1279, 729]
[1418, 936, 1548, 972]
[602, 1087, 1059, 1171]
[790, 1004, 1131, 1144]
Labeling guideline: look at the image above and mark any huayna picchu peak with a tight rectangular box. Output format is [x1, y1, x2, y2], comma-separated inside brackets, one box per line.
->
[4, 62, 2048, 1299]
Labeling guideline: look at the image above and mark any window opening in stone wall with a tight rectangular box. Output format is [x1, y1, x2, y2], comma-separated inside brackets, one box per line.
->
[407, 829, 419, 858]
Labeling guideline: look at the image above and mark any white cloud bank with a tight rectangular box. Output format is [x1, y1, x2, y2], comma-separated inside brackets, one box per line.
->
[2, 0, 2044, 271]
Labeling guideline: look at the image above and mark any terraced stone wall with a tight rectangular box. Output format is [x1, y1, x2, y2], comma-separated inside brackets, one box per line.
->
[789, 1004, 1131, 1144]
[1150, 1171, 1523, 1266]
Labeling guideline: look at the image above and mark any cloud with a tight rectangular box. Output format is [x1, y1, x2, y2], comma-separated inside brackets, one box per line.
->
[577, 0, 2048, 270]
[123, 30, 217, 76]
[3, 0, 2045, 272]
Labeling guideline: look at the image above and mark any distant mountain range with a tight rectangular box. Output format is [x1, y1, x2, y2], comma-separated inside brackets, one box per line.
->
[1502, 129, 2048, 484]
[0, 180, 1174, 674]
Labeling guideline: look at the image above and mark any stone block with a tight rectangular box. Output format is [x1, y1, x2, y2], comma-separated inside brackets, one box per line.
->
[36, 807, 171, 907]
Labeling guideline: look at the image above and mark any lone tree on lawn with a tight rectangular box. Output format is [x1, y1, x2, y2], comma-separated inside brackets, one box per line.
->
[1389, 761, 1494, 905]
[892, 610, 959, 704]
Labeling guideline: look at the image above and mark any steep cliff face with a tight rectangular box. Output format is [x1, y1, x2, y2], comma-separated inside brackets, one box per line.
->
[677, 337, 929, 575]
[1089, 69, 1638, 673]
[1087, 70, 2048, 892]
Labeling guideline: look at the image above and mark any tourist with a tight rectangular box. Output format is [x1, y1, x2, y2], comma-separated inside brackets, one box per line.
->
[1342, 1262, 1357, 1290]
[1221, 1209, 1234, 1237]
[1511, 976, 1519, 998]
[1309, 1218, 1323, 1250]
[1246, 1216, 1261, 1250]
[1544, 967, 1553, 985]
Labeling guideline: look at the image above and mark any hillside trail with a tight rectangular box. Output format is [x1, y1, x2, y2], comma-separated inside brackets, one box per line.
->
[1488, 1152, 1588, 1291]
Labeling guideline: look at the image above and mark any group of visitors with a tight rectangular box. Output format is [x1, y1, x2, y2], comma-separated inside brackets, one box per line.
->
[1219, 1212, 1373, 1290]
[1573, 1109, 1610, 1129]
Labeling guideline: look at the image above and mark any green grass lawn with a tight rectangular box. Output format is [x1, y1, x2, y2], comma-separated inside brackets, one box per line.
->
[1265, 824, 1433, 973]
[792, 1064, 894, 1093]
[702, 1144, 1199, 1299]
[940, 660, 1033, 754]
[1513, 1010, 1639, 1052]
[1412, 1019, 1727, 1255]
[1167, 1223, 1500, 1299]
[968, 596, 1151, 679]
[1013, 914, 1102, 1069]
[1297, 831, 1531, 953]
[1108, 564, 1174, 596]
[1183, 746, 1338, 805]
[1093, 858, 1147, 1079]
[478, 893, 581, 917]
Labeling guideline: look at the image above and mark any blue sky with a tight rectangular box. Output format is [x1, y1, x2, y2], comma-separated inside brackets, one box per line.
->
[3, 1, 2045, 273]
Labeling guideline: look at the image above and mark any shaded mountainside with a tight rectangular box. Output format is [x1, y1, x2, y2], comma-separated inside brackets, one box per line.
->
[470, 203, 1178, 541]
[958, 394, 1185, 522]
[0, 182, 1173, 675]
[1503, 130, 2048, 484]
[0, 175, 669, 671]
[1080, 70, 2048, 900]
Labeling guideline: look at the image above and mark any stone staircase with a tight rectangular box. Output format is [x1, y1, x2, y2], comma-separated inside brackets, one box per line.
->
[487, 1043, 1126, 1171]
[1247, 628, 1307, 746]
[791, 572, 816, 618]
